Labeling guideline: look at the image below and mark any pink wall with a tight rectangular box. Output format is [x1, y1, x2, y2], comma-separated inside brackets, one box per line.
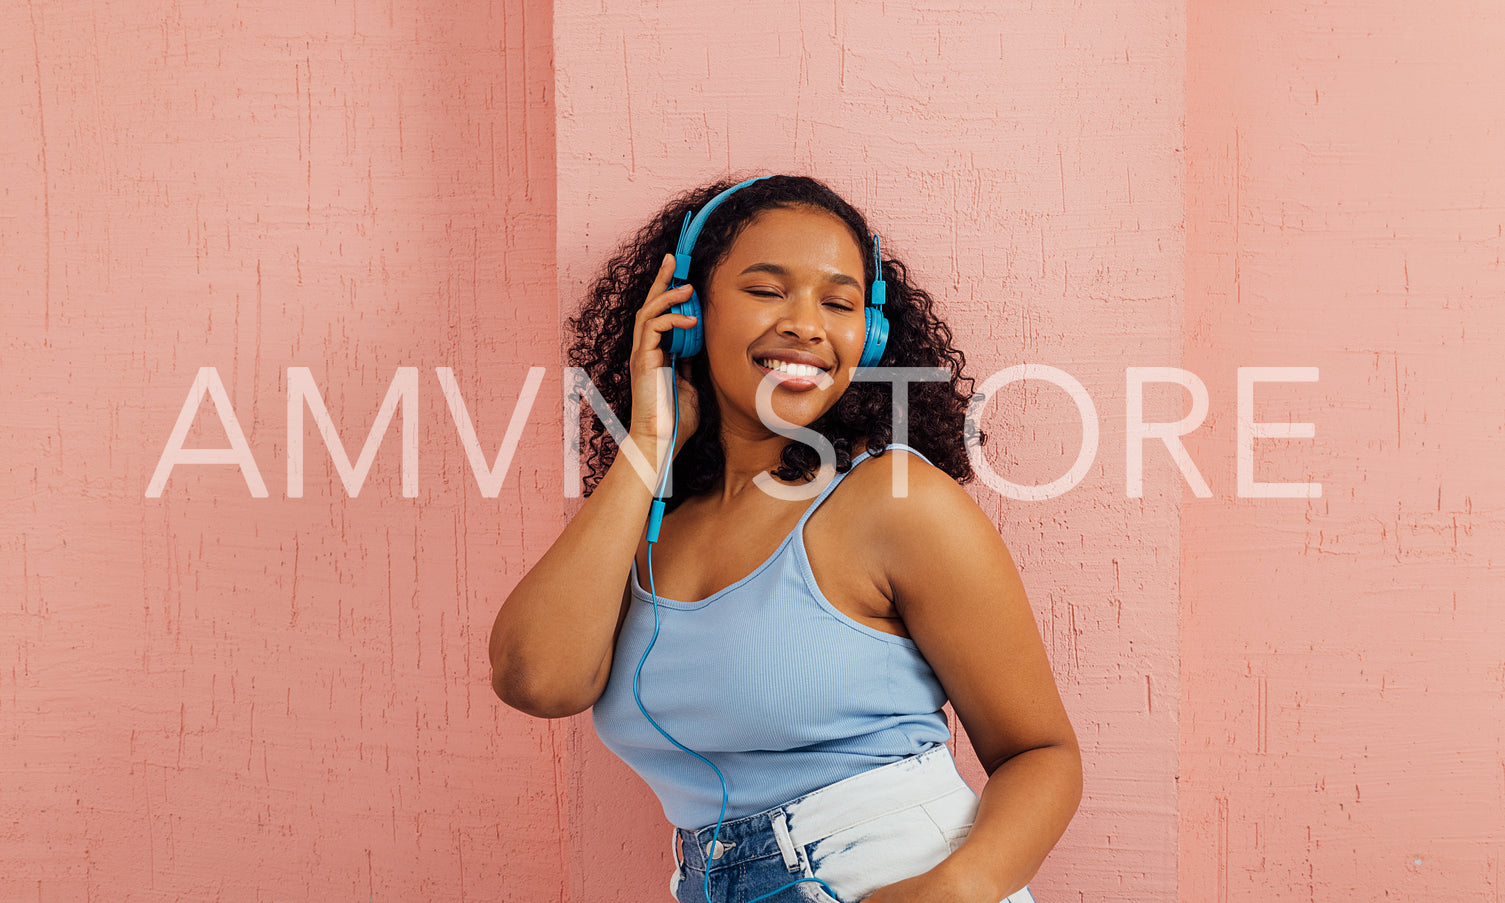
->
[3, 1, 1502, 901]
[1182, 2, 1505, 899]
[1, 0, 562, 899]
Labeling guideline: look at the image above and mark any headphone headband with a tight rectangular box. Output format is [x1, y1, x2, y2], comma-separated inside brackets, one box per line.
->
[673, 177, 767, 281]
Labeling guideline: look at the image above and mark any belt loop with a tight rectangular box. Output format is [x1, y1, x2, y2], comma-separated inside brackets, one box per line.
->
[771, 809, 800, 873]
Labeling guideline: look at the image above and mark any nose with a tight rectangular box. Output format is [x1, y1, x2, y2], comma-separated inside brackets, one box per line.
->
[776, 292, 826, 344]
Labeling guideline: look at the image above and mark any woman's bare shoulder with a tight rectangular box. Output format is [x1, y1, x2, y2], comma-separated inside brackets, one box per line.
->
[835, 446, 999, 553]
[842, 446, 978, 509]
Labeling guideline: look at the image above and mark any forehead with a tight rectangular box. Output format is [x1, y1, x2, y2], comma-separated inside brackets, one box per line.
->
[719, 206, 865, 272]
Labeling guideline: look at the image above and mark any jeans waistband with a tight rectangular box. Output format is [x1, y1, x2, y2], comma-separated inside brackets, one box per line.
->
[676, 744, 969, 873]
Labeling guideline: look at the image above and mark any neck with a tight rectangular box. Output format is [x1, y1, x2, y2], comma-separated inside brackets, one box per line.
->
[715, 422, 796, 502]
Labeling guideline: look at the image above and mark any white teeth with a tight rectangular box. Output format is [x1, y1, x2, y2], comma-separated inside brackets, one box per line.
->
[758, 359, 824, 378]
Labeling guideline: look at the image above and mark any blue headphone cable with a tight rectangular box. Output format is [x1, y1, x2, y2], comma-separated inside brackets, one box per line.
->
[633, 355, 837, 903]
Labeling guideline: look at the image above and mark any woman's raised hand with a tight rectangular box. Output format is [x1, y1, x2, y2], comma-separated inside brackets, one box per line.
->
[627, 254, 702, 466]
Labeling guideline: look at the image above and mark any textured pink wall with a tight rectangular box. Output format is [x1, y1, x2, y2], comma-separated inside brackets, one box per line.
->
[1182, 1, 1505, 900]
[1, 0, 561, 899]
[552, 1, 1186, 899]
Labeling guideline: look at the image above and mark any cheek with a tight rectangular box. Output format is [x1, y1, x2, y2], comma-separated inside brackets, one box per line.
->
[836, 320, 869, 360]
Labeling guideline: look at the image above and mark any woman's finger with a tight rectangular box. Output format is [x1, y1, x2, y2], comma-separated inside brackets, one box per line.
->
[648, 252, 676, 295]
[631, 305, 696, 357]
[644, 312, 697, 335]
[635, 255, 686, 321]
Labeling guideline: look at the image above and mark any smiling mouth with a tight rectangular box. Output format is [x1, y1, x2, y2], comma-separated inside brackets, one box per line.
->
[752, 358, 836, 388]
[755, 358, 829, 378]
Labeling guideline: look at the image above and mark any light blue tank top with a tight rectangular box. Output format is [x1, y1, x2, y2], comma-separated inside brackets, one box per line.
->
[591, 444, 951, 830]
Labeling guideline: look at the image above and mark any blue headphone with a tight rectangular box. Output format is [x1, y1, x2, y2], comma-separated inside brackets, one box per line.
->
[662, 177, 890, 368]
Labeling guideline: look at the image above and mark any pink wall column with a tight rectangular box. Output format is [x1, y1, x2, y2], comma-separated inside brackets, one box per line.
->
[1183, 1, 1505, 899]
[0, 0, 561, 899]
[552, 1, 1186, 899]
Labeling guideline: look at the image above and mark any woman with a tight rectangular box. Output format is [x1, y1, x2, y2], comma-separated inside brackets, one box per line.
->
[489, 175, 1080, 903]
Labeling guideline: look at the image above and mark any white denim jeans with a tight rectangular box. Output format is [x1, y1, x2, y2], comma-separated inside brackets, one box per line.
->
[671, 744, 1038, 903]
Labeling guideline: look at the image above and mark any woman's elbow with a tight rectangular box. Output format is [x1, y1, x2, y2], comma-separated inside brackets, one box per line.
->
[489, 660, 599, 719]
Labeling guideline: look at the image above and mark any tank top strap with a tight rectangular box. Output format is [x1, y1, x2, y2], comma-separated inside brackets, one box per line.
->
[792, 443, 933, 532]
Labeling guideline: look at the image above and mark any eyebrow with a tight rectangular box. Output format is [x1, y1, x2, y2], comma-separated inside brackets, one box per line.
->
[738, 262, 862, 290]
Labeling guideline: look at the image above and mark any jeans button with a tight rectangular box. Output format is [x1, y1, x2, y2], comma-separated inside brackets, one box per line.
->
[706, 839, 735, 860]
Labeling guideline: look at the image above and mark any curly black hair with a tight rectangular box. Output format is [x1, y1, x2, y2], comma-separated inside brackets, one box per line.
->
[566, 174, 982, 507]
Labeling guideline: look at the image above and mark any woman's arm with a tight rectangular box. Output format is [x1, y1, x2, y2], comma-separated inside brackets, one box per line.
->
[857, 455, 1082, 901]
[487, 451, 657, 718]
[488, 255, 701, 718]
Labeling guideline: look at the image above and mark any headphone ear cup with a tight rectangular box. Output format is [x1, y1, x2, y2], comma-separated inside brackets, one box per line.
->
[664, 289, 704, 357]
[858, 305, 889, 368]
